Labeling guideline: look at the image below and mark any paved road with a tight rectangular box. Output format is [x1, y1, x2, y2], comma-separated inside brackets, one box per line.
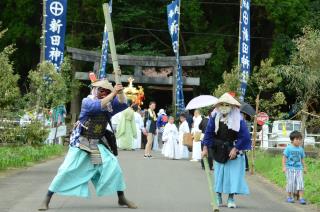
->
[0, 150, 318, 212]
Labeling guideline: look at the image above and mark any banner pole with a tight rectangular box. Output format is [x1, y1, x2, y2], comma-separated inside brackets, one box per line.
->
[237, 0, 242, 70]
[40, 0, 46, 63]
[175, 0, 182, 116]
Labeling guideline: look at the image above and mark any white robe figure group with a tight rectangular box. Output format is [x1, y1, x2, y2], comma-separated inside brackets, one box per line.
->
[162, 116, 190, 160]
[191, 110, 202, 161]
[133, 111, 144, 149]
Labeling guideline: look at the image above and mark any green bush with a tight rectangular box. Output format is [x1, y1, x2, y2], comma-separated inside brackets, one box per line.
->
[24, 121, 49, 145]
[0, 120, 49, 145]
[254, 151, 320, 206]
[0, 145, 65, 170]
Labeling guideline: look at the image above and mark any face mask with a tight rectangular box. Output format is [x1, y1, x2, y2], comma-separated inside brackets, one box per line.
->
[219, 105, 231, 114]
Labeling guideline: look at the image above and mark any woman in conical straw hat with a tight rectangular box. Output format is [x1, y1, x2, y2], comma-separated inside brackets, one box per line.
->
[202, 92, 251, 209]
[38, 79, 137, 210]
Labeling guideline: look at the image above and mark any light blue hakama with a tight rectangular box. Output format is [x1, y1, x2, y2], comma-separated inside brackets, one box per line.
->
[49, 145, 126, 198]
[214, 154, 249, 195]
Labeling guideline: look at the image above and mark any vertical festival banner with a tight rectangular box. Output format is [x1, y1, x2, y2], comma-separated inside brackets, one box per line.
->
[99, 0, 112, 79]
[167, 0, 185, 114]
[45, 0, 67, 71]
[238, 0, 251, 101]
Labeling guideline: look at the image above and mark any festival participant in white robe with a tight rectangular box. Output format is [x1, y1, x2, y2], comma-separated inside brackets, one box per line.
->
[178, 113, 190, 159]
[162, 116, 179, 159]
[133, 107, 144, 149]
[111, 111, 122, 144]
[191, 110, 203, 162]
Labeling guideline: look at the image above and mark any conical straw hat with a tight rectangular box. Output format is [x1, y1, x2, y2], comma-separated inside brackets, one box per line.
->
[215, 93, 241, 107]
[91, 79, 114, 91]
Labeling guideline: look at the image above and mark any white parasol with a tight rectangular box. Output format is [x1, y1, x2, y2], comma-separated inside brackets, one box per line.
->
[185, 95, 218, 110]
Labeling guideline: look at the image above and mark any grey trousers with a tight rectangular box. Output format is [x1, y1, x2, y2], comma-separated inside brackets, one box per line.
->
[158, 132, 163, 149]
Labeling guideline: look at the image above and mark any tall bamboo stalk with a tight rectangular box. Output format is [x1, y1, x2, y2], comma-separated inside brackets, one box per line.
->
[103, 3, 121, 84]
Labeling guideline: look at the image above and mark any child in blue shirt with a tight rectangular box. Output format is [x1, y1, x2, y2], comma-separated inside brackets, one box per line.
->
[282, 131, 307, 204]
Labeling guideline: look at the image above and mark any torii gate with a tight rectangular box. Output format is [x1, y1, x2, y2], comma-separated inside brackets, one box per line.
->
[67, 46, 211, 116]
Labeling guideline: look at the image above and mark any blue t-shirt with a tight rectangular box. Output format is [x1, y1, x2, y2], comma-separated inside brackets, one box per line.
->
[283, 144, 305, 170]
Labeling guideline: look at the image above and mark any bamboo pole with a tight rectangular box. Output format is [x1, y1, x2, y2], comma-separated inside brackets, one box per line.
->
[203, 157, 219, 212]
[103, 3, 121, 84]
[250, 93, 260, 175]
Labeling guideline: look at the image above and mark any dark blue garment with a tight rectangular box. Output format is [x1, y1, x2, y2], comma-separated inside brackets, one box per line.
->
[156, 114, 168, 129]
[202, 116, 251, 151]
[79, 96, 127, 124]
[69, 96, 127, 147]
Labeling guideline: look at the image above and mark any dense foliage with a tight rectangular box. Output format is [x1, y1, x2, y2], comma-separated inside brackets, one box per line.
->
[0, 27, 20, 109]
[0, 121, 49, 146]
[0, 0, 319, 91]
[0, 0, 319, 117]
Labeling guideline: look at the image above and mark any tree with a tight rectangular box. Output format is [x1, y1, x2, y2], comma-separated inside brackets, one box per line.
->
[0, 27, 20, 109]
[0, 0, 41, 83]
[213, 66, 240, 97]
[248, 58, 286, 174]
[280, 27, 320, 141]
[59, 57, 81, 104]
[26, 61, 69, 113]
[1, 0, 320, 102]
[248, 58, 286, 119]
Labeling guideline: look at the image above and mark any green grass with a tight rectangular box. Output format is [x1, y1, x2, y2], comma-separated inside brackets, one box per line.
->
[254, 150, 320, 206]
[0, 145, 66, 170]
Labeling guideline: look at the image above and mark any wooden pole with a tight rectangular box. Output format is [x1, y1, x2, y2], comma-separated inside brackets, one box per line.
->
[250, 93, 260, 175]
[37, 0, 46, 116]
[40, 0, 46, 63]
[237, 0, 242, 68]
[103, 3, 121, 84]
[172, 0, 182, 116]
[203, 157, 219, 212]
[300, 102, 308, 147]
[172, 66, 177, 116]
